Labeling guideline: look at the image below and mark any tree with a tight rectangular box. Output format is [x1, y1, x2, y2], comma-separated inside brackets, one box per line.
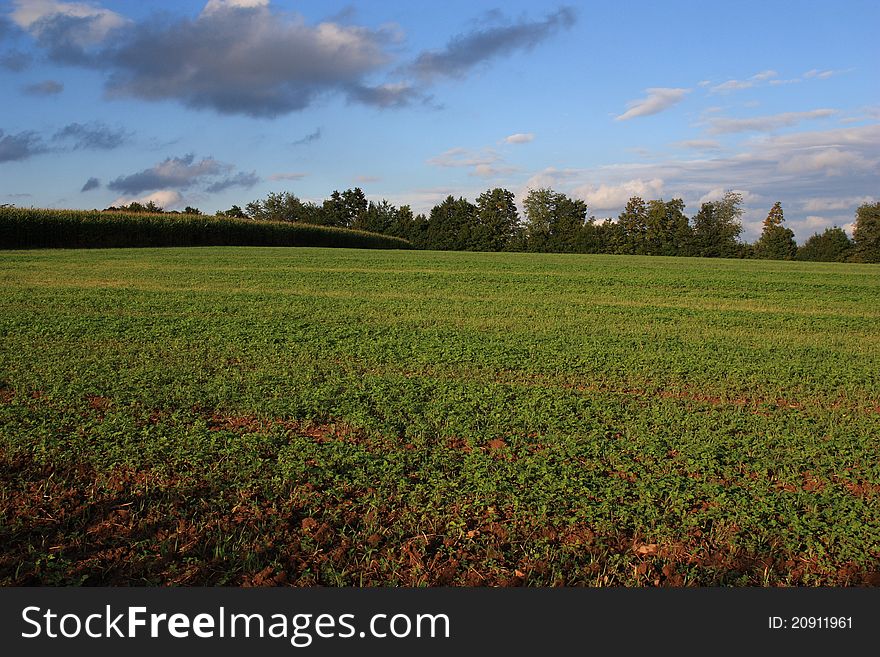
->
[353, 199, 397, 234]
[852, 201, 880, 263]
[522, 188, 554, 252]
[183, 206, 202, 215]
[424, 196, 477, 251]
[690, 190, 744, 257]
[522, 188, 587, 253]
[754, 201, 797, 260]
[644, 198, 691, 256]
[797, 227, 852, 262]
[616, 196, 648, 254]
[218, 205, 247, 219]
[475, 188, 519, 251]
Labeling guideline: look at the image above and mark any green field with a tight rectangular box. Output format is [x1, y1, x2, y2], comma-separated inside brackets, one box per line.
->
[1, 247, 878, 586]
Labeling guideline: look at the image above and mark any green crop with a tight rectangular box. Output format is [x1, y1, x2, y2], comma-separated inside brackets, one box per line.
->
[1, 247, 877, 586]
[0, 207, 412, 250]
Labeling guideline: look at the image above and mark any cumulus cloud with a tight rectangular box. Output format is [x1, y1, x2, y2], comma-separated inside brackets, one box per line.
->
[572, 178, 665, 209]
[511, 124, 878, 239]
[10, 0, 129, 63]
[201, 0, 269, 16]
[15, 2, 405, 117]
[409, 7, 575, 80]
[111, 189, 183, 210]
[0, 129, 46, 162]
[53, 121, 127, 149]
[708, 109, 836, 134]
[204, 171, 260, 193]
[22, 79, 64, 95]
[107, 154, 230, 195]
[697, 187, 761, 205]
[80, 176, 100, 192]
[504, 133, 534, 144]
[615, 88, 690, 121]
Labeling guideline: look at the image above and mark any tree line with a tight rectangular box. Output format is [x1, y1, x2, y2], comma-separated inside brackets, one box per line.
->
[105, 188, 880, 263]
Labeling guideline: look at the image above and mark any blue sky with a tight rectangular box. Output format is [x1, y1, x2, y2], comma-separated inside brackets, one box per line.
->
[1, 0, 877, 241]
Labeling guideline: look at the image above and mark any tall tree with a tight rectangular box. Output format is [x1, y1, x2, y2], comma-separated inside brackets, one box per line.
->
[522, 188, 554, 252]
[645, 198, 691, 256]
[616, 196, 648, 254]
[425, 196, 477, 251]
[522, 188, 587, 253]
[690, 190, 744, 257]
[852, 201, 880, 263]
[754, 201, 797, 260]
[475, 188, 520, 251]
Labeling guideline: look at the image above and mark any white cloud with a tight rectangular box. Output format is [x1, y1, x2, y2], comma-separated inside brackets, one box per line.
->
[504, 133, 535, 144]
[201, 0, 269, 16]
[675, 139, 722, 150]
[711, 79, 753, 93]
[11, 0, 128, 45]
[802, 196, 874, 212]
[778, 148, 872, 176]
[268, 172, 308, 181]
[427, 146, 519, 178]
[710, 70, 779, 93]
[697, 188, 760, 205]
[751, 70, 778, 81]
[615, 87, 690, 121]
[510, 124, 878, 240]
[708, 109, 837, 134]
[803, 69, 837, 79]
[111, 190, 184, 210]
[572, 178, 665, 209]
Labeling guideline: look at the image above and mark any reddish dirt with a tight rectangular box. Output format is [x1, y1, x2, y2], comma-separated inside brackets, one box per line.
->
[2, 393, 878, 587]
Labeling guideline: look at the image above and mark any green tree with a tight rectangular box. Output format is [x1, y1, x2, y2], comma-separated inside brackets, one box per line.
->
[690, 190, 744, 257]
[797, 227, 852, 262]
[754, 201, 797, 260]
[645, 198, 691, 256]
[522, 188, 587, 253]
[616, 196, 648, 254]
[475, 188, 520, 251]
[852, 201, 880, 263]
[424, 196, 477, 251]
[353, 199, 397, 234]
[246, 191, 310, 222]
[218, 205, 247, 219]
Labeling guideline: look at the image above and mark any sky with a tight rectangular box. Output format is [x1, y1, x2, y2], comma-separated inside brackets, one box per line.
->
[1, 0, 878, 241]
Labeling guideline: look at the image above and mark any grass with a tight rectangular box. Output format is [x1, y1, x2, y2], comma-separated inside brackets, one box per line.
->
[1, 247, 878, 586]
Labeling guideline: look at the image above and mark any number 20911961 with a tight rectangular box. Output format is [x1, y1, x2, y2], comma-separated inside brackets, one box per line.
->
[768, 617, 852, 629]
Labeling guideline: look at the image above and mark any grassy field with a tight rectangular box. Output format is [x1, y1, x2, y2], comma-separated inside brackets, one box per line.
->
[1, 247, 878, 586]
